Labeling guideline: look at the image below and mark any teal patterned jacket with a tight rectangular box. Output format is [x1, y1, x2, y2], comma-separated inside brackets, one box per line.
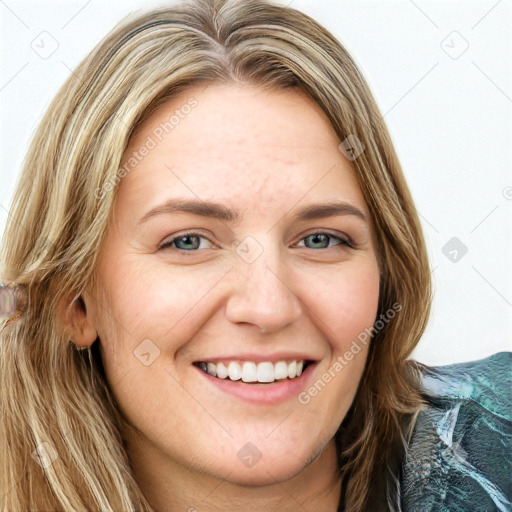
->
[400, 351, 512, 511]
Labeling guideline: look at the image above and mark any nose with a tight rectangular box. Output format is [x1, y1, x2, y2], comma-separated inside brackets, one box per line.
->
[224, 250, 303, 334]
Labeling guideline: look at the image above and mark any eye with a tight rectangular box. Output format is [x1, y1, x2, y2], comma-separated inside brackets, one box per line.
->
[158, 231, 216, 251]
[158, 230, 353, 253]
[295, 232, 353, 250]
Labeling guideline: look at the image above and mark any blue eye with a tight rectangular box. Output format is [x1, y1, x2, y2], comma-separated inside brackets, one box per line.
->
[158, 232, 214, 251]
[158, 231, 352, 252]
[296, 232, 352, 250]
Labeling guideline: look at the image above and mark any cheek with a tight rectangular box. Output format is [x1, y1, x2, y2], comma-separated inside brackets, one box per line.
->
[93, 258, 226, 377]
[295, 261, 379, 414]
[303, 261, 380, 352]
[338, 270, 380, 345]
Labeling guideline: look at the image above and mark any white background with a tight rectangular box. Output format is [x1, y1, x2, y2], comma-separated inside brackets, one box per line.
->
[1, 0, 511, 365]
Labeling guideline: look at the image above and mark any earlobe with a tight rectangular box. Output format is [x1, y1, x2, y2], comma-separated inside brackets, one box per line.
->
[59, 294, 98, 348]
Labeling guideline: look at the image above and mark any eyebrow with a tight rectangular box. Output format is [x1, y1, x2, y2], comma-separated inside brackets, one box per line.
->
[137, 198, 367, 225]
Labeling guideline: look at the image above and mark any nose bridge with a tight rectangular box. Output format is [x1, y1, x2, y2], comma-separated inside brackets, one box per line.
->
[225, 236, 302, 332]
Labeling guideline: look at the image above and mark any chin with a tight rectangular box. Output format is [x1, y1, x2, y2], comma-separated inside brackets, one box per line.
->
[219, 459, 307, 487]
[198, 439, 319, 487]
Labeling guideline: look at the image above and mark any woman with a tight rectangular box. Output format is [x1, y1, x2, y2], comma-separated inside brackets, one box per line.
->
[0, 0, 510, 510]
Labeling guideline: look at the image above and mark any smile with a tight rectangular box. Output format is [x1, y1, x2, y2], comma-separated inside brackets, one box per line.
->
[194, 359, 309, 384]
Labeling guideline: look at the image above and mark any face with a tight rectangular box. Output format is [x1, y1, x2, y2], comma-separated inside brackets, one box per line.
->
[86, 83, 380, 486]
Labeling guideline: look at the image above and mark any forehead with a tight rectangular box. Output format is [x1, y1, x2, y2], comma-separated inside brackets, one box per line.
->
[116, 83, 367, 221]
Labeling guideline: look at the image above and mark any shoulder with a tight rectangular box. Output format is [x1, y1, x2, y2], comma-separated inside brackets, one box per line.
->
[400, 352, 512, 512]
[418, 351, 511, 418]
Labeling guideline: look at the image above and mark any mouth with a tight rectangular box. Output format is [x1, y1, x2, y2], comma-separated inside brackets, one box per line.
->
[193, 359, 313, 384]
[192, 354, 319, 404]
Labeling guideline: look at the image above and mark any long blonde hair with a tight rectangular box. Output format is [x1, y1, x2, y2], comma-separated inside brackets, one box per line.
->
[0, 0, 431, 510]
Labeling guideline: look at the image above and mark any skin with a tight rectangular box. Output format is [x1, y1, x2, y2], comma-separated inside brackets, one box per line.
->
[63, 83, 380, 511]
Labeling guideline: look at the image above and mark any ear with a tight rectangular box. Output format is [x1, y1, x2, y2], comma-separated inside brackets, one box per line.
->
[59, 293, 98, 348]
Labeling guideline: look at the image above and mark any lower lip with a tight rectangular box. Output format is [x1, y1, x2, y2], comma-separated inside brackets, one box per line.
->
[195, 363, 317, 405]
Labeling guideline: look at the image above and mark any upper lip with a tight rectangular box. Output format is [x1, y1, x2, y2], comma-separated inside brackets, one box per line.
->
[194, 352, 320, 364]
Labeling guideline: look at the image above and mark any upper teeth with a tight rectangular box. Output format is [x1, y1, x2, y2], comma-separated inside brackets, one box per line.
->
[197, 360, 305, 383]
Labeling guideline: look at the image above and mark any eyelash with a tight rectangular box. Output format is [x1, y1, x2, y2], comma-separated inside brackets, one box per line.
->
[158, 230, 353, 252]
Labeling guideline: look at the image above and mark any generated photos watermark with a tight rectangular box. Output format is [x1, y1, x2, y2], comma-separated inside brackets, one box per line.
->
[298, 301, 402, 405]
[94, 97, 198, 200]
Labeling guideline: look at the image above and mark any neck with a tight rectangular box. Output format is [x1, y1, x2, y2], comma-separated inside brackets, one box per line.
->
[125, 426, 342, 512]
